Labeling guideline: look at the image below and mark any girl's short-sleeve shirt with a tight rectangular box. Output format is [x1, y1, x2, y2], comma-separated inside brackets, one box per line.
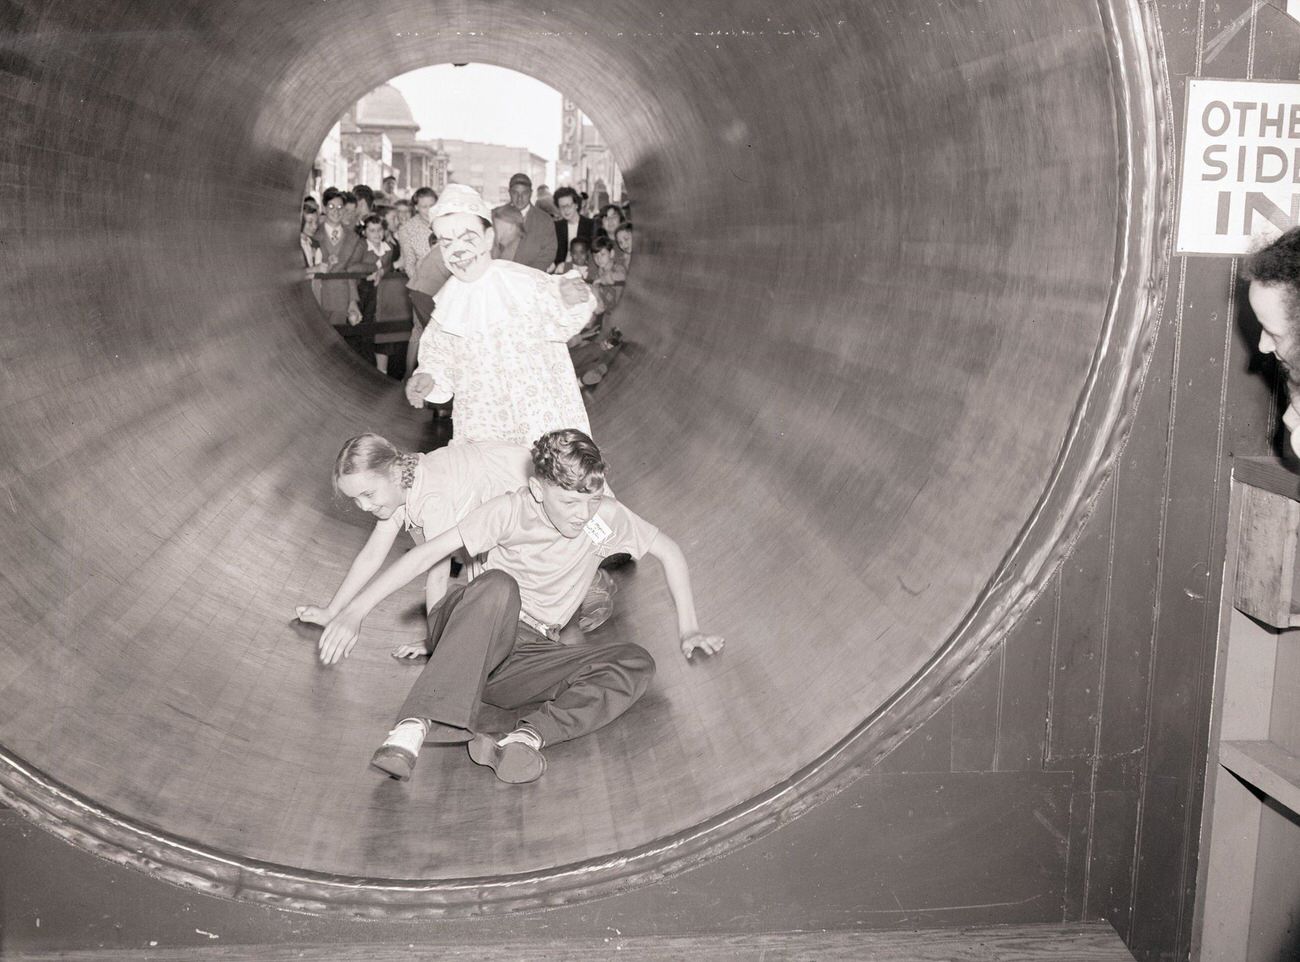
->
[392, 442, 533, 540]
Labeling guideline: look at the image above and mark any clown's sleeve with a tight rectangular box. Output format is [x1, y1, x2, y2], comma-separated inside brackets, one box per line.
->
[413, 323, 456, 403]
[534, 269, 598, 342]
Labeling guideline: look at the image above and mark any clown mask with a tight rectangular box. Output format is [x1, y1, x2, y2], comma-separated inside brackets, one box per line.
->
[434, 211, 495, 282]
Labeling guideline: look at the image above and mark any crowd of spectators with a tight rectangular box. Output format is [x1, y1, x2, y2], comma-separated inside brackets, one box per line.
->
[301, 172, 634, 387]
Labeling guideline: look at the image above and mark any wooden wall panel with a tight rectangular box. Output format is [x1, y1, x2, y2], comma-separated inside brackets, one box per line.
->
[996, 575, 1058, 773]
[951, 648, 1003, 773]
[875, 702, 953, 774]
[1084, 289, 1174, 934]
[1049, 487, 1117, 923]
[874, 6, 1298, 959]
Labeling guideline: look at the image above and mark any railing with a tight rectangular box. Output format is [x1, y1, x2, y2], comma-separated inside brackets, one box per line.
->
[309, 270, 414, 350]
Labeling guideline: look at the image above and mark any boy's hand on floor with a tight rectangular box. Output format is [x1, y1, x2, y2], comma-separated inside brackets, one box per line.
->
[391, 642, 429, 660]
[319, 611, 363, 665]
[294, 604, 332, 627]
[681, 631, 725, 660]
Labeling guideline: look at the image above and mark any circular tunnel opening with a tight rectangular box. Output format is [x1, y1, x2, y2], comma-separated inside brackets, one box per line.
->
[300, 65, 633, 382]
[0, 0, 1170, 918]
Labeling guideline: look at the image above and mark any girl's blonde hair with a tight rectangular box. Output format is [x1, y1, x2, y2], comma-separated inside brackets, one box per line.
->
[332, 434, 418, 494]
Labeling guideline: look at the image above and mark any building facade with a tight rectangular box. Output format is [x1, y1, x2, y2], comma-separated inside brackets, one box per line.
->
[555, 99, 623, 208]
[326, 84, 450, 197]
[438, 140, 548, 204]
[307, 121, 350, 202]
[322, 83, 567, 200]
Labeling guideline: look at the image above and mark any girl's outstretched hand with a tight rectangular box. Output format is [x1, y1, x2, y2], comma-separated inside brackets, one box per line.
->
[681, 631, 725, 660]
[294, 604, 332, 627]
[319, 609, 363, 665]
[391, 642, 428, 661]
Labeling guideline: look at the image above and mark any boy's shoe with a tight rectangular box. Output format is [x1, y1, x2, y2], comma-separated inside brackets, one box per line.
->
[370, 718, 428, 781]
[580, 363, 608, 386]
[468, 727, 547, 784]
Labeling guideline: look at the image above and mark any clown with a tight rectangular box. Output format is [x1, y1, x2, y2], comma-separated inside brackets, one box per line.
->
[405, 184, 597, 446]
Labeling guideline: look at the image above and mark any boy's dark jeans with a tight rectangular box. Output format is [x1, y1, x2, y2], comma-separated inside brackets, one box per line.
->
[396, 570, 655, 748]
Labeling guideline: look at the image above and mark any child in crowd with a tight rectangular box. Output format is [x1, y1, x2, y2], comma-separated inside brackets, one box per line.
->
[590, 236, 627, 321]
[312, 429, 723, 784]
[564, 236, 592, 279]
[561, 236, 625, 386]
[405, 184, 597, 445]
[615, 223, 633, 270]
[350, 214, 393, 325]
[351, 214, 395, 372]
[394, 199, 413, 228]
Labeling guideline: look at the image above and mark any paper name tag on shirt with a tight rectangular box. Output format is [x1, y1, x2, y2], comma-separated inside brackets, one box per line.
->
[584, 514, 613, 546]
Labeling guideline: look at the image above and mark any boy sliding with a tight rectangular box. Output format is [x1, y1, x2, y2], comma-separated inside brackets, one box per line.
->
[313, 429, 723, 784]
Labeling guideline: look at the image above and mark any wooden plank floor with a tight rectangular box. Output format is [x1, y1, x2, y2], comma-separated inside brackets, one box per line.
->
[3, 923, 1134, 961]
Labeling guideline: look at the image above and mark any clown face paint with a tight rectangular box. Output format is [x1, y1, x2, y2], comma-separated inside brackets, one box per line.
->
[434, 212, 495, 282]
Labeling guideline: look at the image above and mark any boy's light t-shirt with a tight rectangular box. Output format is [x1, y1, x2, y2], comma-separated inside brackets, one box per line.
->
[458, 490, 660, 628]
[391, 442, 533, 539]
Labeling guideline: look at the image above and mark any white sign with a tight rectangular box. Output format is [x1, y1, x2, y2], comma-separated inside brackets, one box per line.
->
[1177, 78, 1300, 255]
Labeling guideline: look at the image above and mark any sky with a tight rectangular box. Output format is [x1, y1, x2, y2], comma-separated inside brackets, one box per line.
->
[389, 64, 564, 184]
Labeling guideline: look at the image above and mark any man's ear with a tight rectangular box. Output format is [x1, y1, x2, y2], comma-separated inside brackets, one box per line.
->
[483, 226, 496, 249]
[527, 476, 543, 502]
